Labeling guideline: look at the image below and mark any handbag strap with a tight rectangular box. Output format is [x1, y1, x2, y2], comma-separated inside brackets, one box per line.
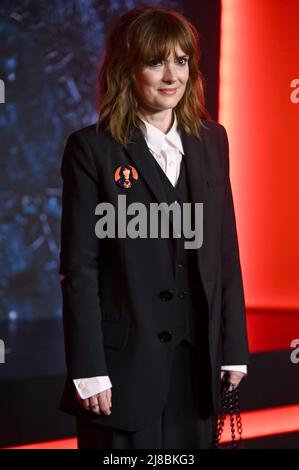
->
[212, 384, 243, 449]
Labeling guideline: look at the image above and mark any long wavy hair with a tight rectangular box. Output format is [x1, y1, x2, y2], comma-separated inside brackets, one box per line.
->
[96, 4, 210, 148]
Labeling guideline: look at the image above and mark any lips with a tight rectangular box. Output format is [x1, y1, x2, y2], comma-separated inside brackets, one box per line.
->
[158, 88, 177, 94]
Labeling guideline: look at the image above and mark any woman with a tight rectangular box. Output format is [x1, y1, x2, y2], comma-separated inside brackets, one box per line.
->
[115, 164, 136, 189]
[59, 5, 250, 449]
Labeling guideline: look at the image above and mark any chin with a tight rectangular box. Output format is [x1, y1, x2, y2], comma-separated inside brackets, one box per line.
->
[156, 98, 180, 106]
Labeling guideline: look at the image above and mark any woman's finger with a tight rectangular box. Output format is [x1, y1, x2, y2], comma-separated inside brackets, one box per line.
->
[106, 388, 112, 408]
[81, 398, 90, 410]
[89, 396, 101, 414]
[98, 392, 111, 415]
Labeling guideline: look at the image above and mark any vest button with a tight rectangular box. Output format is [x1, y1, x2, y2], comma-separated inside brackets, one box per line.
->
[177, 262, 184, 269]
[158, 331, 172, 342]
[159, 290, 174, 301]
[178, 291, 187, 299]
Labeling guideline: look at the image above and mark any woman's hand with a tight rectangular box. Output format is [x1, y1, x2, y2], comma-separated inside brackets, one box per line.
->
[77, 388, 112, 415]
[220, 371, 246, 391]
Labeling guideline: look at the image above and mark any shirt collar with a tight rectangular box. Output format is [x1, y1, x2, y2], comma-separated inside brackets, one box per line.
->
[140, 112, 185, 156]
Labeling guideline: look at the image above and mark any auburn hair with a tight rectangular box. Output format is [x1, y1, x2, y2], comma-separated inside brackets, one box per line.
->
[96, 4, 210, 147]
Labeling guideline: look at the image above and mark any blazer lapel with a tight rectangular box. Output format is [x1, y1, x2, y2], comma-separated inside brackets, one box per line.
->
[180, 129, 208, 285]
[125, 127, 169, 205]
[180, 128, 207, 209]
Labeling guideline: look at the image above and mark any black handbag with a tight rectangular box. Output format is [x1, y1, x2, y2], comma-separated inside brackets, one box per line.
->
[212, 378, 244, 449]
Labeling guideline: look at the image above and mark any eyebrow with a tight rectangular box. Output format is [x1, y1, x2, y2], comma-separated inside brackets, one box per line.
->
[148, 54, 189, 61]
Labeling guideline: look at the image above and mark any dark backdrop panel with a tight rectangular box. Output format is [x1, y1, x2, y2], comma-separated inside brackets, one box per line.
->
[0, 0, 220, 379]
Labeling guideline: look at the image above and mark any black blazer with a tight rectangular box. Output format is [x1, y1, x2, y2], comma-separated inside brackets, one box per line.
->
[59, 119, 250, 431]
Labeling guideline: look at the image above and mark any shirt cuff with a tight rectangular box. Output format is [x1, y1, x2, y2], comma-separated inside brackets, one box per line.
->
[73, 376, 112, 399]
[221, 365, 248, 374]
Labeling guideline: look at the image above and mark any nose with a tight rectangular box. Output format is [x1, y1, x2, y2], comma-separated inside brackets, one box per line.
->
[162, 63, 177, 82]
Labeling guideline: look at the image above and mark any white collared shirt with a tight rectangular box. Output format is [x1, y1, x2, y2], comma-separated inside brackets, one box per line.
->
[140, 112, 184, 187]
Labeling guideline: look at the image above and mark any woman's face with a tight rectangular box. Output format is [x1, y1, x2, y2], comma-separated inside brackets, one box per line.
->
[123, 168, 131, 179]
[133, 44, 189, 114]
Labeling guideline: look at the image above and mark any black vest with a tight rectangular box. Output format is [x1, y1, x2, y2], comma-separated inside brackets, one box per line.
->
[151, 154, 209, 352]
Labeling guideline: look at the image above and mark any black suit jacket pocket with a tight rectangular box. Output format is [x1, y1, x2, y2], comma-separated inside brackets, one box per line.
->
[102, 320, 130, 349]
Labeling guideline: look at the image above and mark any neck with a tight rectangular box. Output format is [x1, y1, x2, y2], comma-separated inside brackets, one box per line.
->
[138, 109, 174, 134]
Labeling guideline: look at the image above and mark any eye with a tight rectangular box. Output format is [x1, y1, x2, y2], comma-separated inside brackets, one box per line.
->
[176, 57, 189, 66]
[147, 59, 162, 67]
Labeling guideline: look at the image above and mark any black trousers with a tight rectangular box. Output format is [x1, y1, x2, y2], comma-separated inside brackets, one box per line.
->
[76, 339, 216, 449]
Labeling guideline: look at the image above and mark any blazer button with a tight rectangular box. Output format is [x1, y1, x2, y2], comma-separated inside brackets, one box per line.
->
[177, 262, 184, 269]
[158, 331, 172, 342]
[159, 290, 174, 301]
[178, 290, 187, 299]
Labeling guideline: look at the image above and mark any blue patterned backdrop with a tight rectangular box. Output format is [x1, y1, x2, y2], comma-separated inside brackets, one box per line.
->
[0, 0, 180, 322]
